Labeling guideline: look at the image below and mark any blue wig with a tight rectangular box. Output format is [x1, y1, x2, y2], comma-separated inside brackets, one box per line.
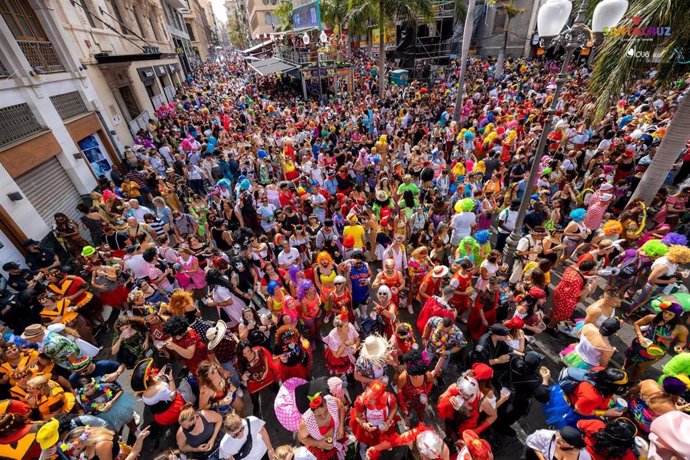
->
[474, 230, 490, 245]
[569, 208, 586, 223]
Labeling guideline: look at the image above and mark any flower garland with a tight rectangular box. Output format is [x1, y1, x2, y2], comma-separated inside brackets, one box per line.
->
[60, 426, 91, 460]
[428, 321, 448, 350]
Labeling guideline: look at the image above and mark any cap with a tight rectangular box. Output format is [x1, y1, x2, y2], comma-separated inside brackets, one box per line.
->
[22, 239, 40, 247]
[559, 426, 586, 448]
[71, 356, 93, 372]
[503, 316, 524, 330]
[2, 262, 19, 271]
[36, 418, 60, 450]
[489, 324, 510, 336]
[471, 363, 493, 381]
[528, 286, 547, 300]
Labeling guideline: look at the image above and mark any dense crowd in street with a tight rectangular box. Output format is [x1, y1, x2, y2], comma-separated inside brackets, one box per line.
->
[1, 50, 690, 460]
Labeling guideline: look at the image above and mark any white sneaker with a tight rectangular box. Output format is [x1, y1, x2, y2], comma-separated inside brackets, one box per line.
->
[132, 411, 140, 425]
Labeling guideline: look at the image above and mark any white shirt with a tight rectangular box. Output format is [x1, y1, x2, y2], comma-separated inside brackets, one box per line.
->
[525, 429, 591, 460]
[130, 206, 153, 223]
[277, 248, 300, 267]
[497, 208, 518, 234]
[450, 212, 476, 245]
[123, 254, 151, 279]
[219, 416, 267, 460]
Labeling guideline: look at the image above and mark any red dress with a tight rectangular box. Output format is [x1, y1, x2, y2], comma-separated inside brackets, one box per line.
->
[330, 289, 355, 322]
[242, 346, 277, 394]
[578, 419, 637, 460]
[437, 387, 481, 437]
[467, 291, 499, 341]
[379, 270, 404, 305]
[551, 267, 585, 323]
[172, 329, 209, 375]
[399, 373, 433, 418]
[274, 327, 312, 382]
[349, 392, 399, 446]
[449, 271, 473, 313]
[416, 296, 455, 333]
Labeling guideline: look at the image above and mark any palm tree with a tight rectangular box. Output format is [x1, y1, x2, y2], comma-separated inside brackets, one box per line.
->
[274, 0, 294, 32]
[321, 0, 350, 35]
[589, 0, 690, 204]
[494, 0, 526, 77]
[373, 0, 434, 96]
[346, 0, 377, 55]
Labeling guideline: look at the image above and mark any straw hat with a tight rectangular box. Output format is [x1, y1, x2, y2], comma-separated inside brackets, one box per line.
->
[375, 190, 389, 202]
[359, 335, 390, 362]
[20, 324, 46, 340]
[431, 265, 449, 278]
[205, 320, 227, 350]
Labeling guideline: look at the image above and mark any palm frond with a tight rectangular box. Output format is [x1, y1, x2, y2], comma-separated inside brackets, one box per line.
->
[501, 0, 525, 19]
[589, 0, 690, 122]
[455, 0, 468, 23]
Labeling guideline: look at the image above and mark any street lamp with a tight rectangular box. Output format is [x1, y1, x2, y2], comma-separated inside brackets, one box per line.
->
[502, 0, 627, 265]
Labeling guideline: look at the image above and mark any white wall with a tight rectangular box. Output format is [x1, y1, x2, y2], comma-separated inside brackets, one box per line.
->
[0, 230, 25, 276]
[0, 162, 50, 239]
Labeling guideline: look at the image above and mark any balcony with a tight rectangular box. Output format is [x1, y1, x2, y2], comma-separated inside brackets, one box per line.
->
[17, 40, 65, 73]
[0, 60, 9, 77]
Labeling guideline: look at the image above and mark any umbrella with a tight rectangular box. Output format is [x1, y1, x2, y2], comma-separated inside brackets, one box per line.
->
[274, 377, 331, 432]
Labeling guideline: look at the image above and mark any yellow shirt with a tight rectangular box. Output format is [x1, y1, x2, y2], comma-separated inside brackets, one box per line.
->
[343, 224, 366, 249]
[523, 261, 551, 285]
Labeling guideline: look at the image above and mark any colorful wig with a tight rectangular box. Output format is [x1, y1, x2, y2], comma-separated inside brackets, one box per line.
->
[457, 236, 481, 261]
[455, 198, 476, 213]
[316, 251, 334, 266]
[667, 245, 690, 265]
[569, 208, 586, 223]
[473, 230, 491, 245]
[640, 240, 669, 258]
[661, 233, 689, 247]
[602, 220, 623, 236]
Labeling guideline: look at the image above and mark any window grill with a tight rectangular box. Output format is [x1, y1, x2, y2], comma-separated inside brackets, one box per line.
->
[50, 91, 89, 120]
[0, 103, 42, 147]
[17, 40, 65, 73]
[0, 59, 8, 76]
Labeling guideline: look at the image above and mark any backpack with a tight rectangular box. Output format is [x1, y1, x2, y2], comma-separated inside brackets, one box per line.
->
[616, 256, 643, 279]
[557, 367, 592, 395]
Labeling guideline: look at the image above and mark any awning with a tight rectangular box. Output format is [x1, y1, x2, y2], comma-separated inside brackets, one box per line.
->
[248, 58, 298, 77]
[241, 40, 274, 55]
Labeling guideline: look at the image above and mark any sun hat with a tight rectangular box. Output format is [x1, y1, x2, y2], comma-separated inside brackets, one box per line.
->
[20, 324, 46, 340]
[205, 320, 227, 350]
[431, 265, 449, 278]
[359, 335, 390, 361]
[375, 190, 389, 201]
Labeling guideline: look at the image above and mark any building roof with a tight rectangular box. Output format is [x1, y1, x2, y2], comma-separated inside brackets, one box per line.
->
[247, 57, 298, 77]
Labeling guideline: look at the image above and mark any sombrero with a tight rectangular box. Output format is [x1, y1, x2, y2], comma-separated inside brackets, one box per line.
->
[131, 358, 154, 393]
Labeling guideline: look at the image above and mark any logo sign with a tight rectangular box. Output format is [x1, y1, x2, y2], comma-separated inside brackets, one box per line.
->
[603, 16, 670, 38]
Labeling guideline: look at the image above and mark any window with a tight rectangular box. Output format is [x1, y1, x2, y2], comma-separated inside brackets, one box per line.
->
[492, 9, 507, 35]
[118, 85, 140, 119]
[108, 0, 127, 34]
[185, 22, 195, 40]
[134, 9, 146, 38]
[50, 91, 88, 121]
[77, 0, 97, 28]
[0, 103, 42, 147]
[264, 12, 272, 26]
[149, 16, 159, 41]
[0, 0, 48, 41]
[262, 0, 269, 5]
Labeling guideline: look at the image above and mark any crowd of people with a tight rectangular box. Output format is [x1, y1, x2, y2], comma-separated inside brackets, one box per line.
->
[1, 49, 690, 460]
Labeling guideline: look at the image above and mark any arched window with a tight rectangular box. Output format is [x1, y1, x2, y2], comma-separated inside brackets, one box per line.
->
[264, 12, 272, 26]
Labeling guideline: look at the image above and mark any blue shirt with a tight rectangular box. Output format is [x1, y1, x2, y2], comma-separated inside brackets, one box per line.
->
[69, 359, 120, 387]
[350, 262, 370, 302]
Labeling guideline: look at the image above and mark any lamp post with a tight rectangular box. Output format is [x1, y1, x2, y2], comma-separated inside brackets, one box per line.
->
[502, 0, 628, 265]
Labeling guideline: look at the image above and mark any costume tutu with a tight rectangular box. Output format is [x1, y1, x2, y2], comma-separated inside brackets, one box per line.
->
[542, 385, 580, 428]
[560, 344, 593, 370]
